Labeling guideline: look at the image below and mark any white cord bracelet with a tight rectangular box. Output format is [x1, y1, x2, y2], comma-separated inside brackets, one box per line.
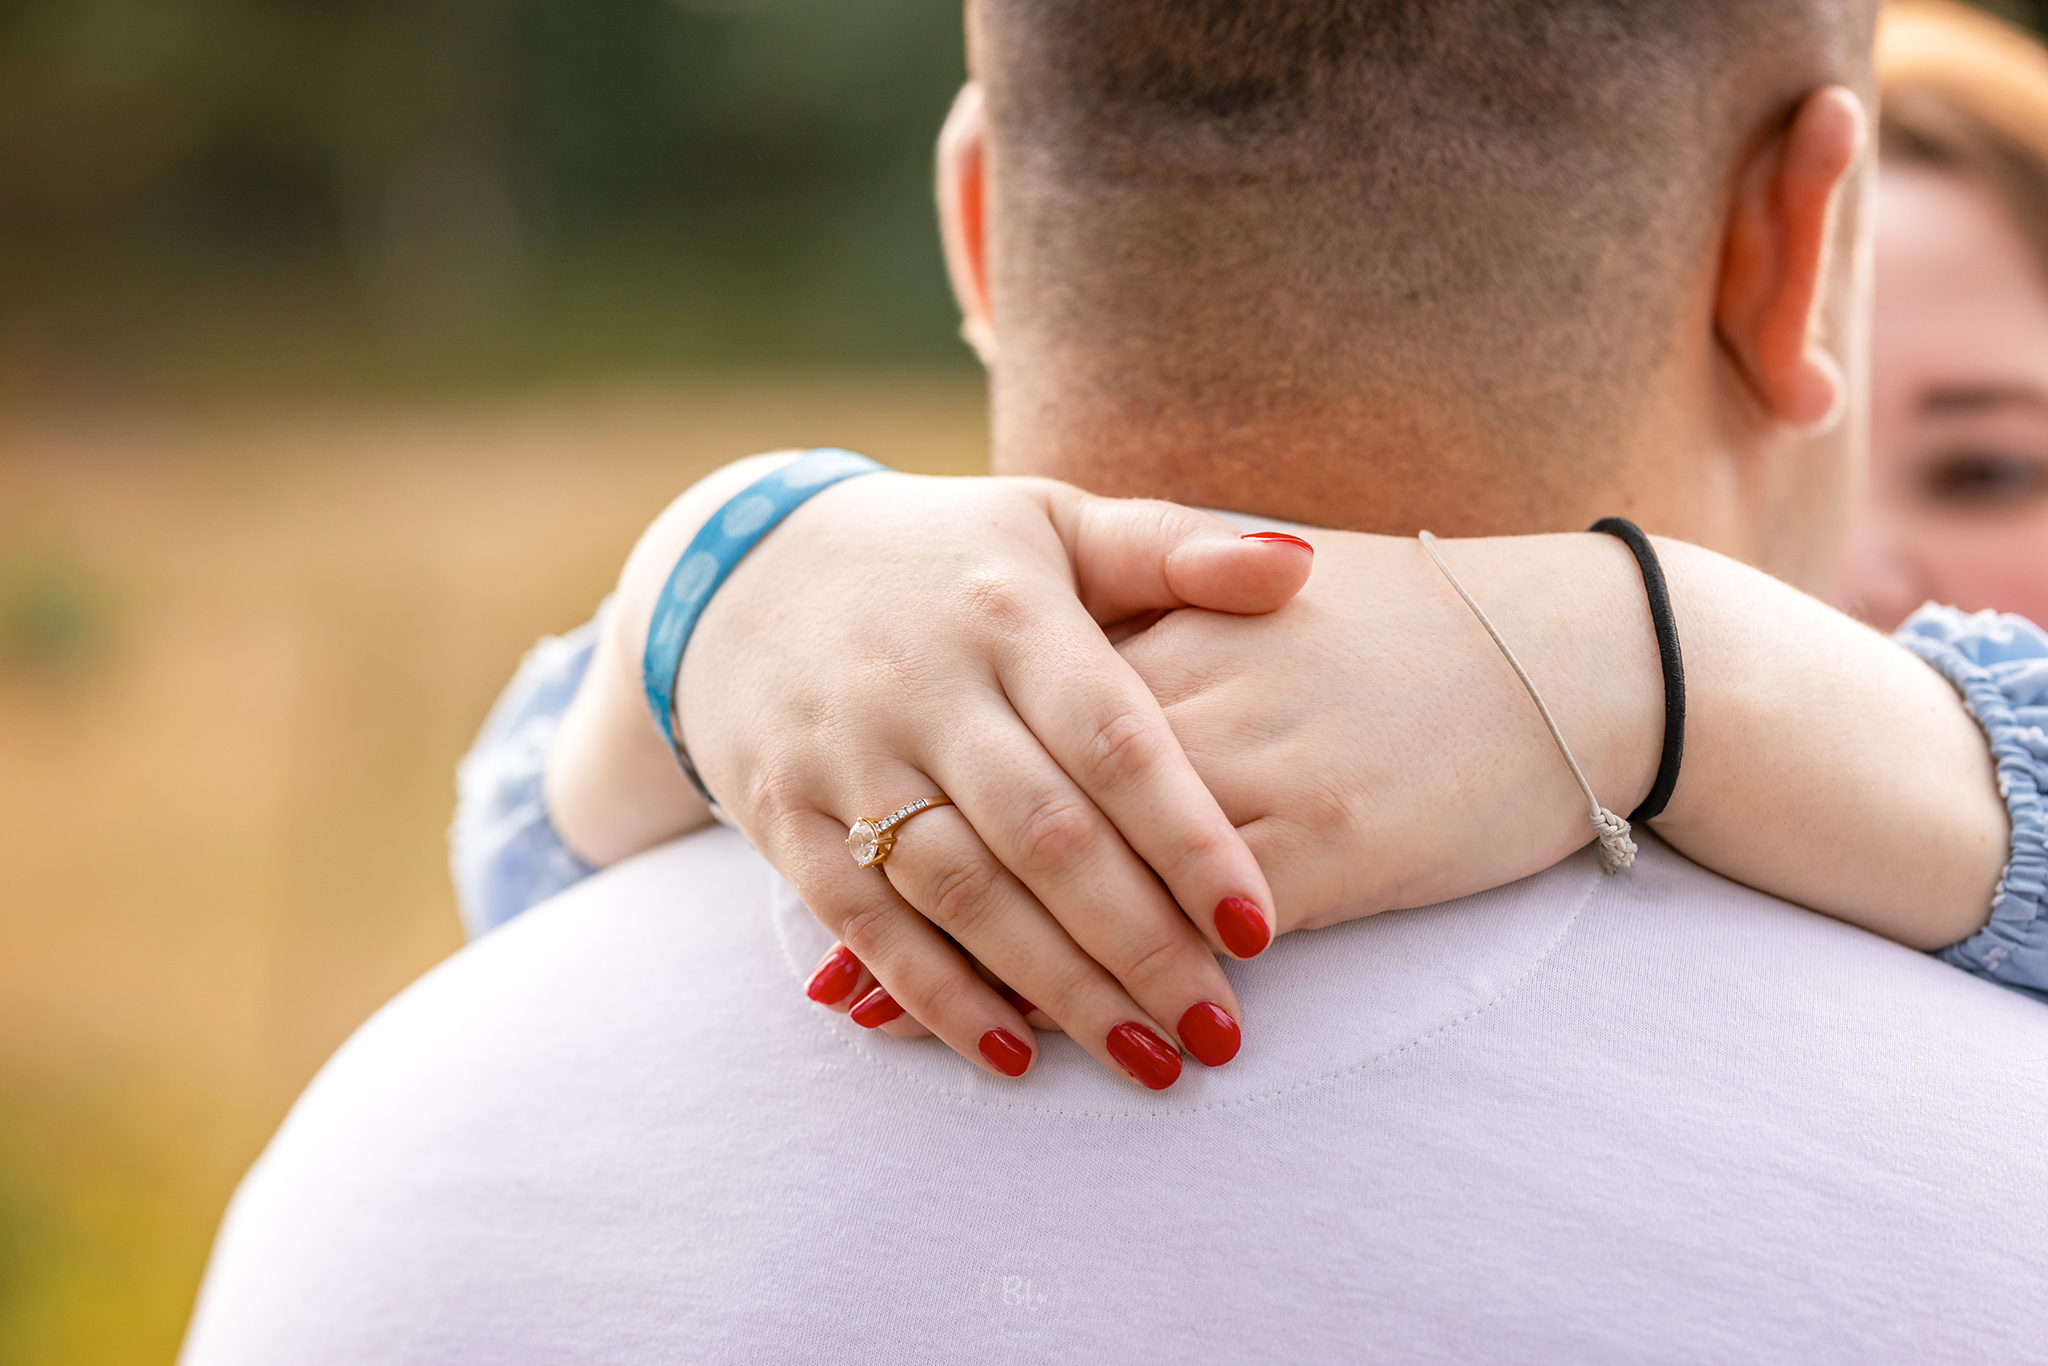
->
[1419, 531, 1638, 874]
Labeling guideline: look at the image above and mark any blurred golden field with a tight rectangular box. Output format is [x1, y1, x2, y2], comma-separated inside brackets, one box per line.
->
[0, 374, 988, 1364]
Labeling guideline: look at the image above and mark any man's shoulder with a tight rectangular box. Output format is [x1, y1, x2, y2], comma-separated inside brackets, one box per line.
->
[1601, 834, 2041, 1006]
[299, 828, 2048, 1121]
[183, 831, 2048, 1366]
[181, 827, 778, 1363]
[1568, 835, 2048, 1088]
[322, 824, 772, 1096]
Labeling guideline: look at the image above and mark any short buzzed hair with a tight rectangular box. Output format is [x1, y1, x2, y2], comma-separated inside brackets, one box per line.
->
[973, 0, 1875, 470]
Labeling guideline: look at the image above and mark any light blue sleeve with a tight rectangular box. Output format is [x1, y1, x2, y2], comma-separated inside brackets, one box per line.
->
[447, 605, 606, 939]
[1894, 604, 2048, 1002]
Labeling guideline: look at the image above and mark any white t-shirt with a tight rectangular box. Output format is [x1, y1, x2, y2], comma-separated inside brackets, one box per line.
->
[180, 828, 2048, 1364]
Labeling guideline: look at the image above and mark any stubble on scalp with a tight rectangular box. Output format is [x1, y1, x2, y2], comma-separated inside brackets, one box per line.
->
[972, 0, 1875, 507]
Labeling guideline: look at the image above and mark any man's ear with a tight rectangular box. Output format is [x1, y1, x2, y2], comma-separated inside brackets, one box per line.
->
[936, 82, 996, 364]
[1715, 85, 1867, 431]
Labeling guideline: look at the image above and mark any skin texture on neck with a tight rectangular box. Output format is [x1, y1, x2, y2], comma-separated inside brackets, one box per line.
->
[989, 332, 1700, 540]
[989, 296, 1854, 593]
[982, 163, 1864, 592]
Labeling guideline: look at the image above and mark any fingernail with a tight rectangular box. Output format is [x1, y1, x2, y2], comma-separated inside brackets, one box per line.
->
[999, 984, 1038, 1017]
[979, 1028, 1033, 1077]
[1177, 1002, 1242, 1067]
[1106, 1022, 1183, 1090]
[805, 946, 863, 1005]
[850, 987, 905, 1029]
[1241, 531, 1313, 552]
[1214, 896, 1272, 958]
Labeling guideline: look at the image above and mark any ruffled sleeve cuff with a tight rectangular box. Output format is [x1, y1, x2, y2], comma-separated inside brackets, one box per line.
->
[448, 606, 606, 939]
[1895, 603, 2048, 1001]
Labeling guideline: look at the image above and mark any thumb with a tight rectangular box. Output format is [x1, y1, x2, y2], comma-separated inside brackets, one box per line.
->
[1054, 490, 1314, 624]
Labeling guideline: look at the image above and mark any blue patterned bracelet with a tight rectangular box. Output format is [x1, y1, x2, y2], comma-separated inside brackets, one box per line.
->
[642, 448, 887, 807]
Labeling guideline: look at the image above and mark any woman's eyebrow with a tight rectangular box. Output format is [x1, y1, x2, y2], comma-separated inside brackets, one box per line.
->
[1921, 383, 2048, 415]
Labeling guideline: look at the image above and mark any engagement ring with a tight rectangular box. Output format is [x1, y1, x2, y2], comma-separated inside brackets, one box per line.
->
[847, 796, 952, 868]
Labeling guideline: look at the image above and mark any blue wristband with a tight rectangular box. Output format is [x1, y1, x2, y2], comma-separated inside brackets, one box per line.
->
[642, 448, 887, 806]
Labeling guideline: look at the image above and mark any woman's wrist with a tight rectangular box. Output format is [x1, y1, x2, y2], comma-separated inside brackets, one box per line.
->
[1408, 532, 2006, 948]
[1523, 533, 1669, 834]
[639, 450, 887, 807]
[544, 452, 805, 866]
[1425, 532, 1668, 842]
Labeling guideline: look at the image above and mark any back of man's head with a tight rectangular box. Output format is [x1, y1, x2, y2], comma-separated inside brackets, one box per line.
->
[967, 0, 1876, 552]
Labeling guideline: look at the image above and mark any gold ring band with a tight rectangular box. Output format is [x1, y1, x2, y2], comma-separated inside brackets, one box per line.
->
[847, 795, 952, 868]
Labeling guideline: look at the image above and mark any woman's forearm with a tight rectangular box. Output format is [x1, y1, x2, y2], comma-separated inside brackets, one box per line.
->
[1652, 540, 2007, 950]
[1116, 529, 2009, 954]
[547, 461, 2010, 962]
[545, 452, 801, 866]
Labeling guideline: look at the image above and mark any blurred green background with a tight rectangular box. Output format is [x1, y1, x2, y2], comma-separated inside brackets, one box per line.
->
[4, 1, 2048, 1363]
[1, 2, 986, 1363]
[0, 0, 972, 404]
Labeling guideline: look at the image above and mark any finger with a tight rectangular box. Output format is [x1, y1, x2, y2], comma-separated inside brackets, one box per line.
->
[1046, 488, 1314, 622]
[970, 602, 1279, 965]
[912, 705, 1250, 1066]
[801, 944, 868, 1008]
[876, 800, 1199, 1088]
[776, 809, 1036, 1076]
[801, 943, 940, 1036]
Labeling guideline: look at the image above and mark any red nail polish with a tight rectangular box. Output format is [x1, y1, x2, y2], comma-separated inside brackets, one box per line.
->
[1214, 896, 1272, 958]
[979, 1028, 1033, 1077]
[1177, 1002, 1242, 1067]
[1106, 1022, 1183, 1090]
[999, 985, 1038, 1017]
[850, 987, 905, 1028]
[1241, 531, 1313, 552]
[805, 946, 863, 1005]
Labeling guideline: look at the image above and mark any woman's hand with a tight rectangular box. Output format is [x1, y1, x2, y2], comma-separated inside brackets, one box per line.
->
[671, 471, 1313, 1087]
[780, 532, 1661, 1013]
[1119, 532, 1668, 927]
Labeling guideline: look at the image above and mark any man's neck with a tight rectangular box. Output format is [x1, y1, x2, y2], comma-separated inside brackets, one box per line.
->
[991, 385, 1679, 541]
[983, 354, 1843, 592]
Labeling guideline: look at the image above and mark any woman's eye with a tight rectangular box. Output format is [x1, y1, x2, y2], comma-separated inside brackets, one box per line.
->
[1919, 451, 2048, 508]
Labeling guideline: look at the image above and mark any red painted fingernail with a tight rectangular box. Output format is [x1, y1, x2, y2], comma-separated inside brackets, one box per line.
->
[999, 984, 1038, 1017]
[1241, 531, 1313, 552]
[1106, 1022, 1183, 1090]
[979, 1028, 1033, 1077]
[805, 946, 863, 1005]
[1178, 1002, 1242, 1067]
[1214, 896, 1272, 958]
[850, 987, 905, 1029]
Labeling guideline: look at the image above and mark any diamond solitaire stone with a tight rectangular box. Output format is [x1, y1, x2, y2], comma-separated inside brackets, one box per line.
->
[845, 796, 949, 868]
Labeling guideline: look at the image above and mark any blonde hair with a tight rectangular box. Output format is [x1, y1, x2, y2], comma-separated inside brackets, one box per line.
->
[1881, 1, 2048, 277]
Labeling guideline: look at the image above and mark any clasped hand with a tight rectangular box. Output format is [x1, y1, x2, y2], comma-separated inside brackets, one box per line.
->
[668, 470, 1659, 1088]
[680, 473, 1307, 1086]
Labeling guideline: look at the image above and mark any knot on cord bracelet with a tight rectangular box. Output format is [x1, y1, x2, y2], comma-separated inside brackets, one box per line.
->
[1419, 519, 1686, 875]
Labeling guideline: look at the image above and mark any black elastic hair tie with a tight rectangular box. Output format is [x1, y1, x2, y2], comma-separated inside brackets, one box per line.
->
[1588, 517, 1685, 824]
